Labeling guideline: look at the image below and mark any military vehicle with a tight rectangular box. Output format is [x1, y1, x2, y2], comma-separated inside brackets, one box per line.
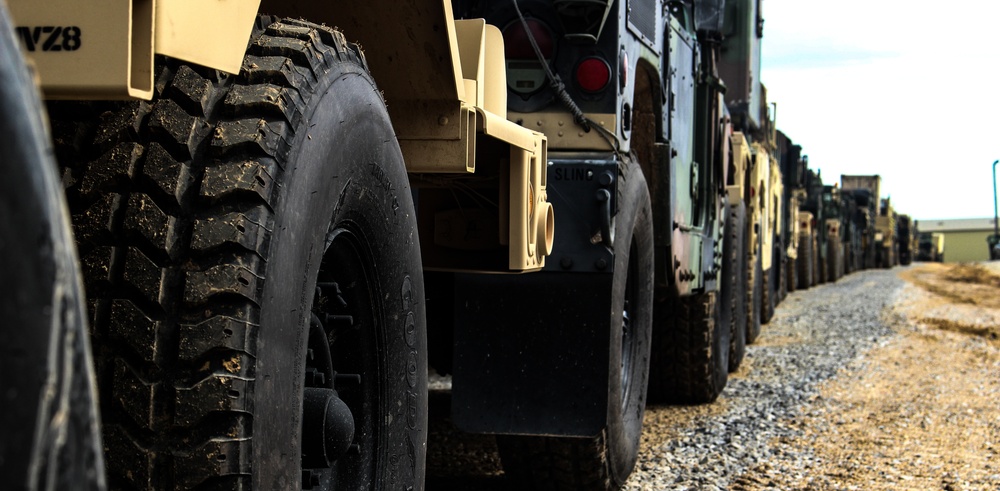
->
[1, 0, 789, 488]
[875, 198, 897, 267]
[763, 145, 784, 321]
[720, 3, 780, 350]
[729, 132, 756, 366]
[802, 168, 833, 284]
[795, 210, 817, 288]
[897, 214, 914, 265]
[917, 232, 946, 262]
[820, 185, 844, 280]
[841, 174, 881, 269]
[840, 190, 865, 274]
[736, 141, 773, 332]
[775, 130, 806, 292]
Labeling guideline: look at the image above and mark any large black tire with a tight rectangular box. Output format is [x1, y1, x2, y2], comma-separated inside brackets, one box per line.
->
[761, 266, 773, 324]
[900, 247, 912, 266]
[724, 203, 748, 372]
[499, 160, 653, 489]
[746, 240, 763, 345]
[796, 234, 812, 290]
[0, 6, 105, 489]
[51, 19, 426, 490]
[648, 287, 727, 404]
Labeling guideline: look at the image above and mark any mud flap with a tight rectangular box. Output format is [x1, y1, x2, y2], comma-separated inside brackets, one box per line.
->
[451, 272, 613, 437]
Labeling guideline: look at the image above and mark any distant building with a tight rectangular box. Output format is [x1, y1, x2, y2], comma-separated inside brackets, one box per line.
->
[914, 217, 997, 262]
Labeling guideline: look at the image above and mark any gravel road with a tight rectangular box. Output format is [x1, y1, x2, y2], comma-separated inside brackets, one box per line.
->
[626, 268, 900, 490]
[425, 264, 1000, 490]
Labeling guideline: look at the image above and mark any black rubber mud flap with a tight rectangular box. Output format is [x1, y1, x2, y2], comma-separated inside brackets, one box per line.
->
[49, 18, 425, 490]
[0, 4, 105, 489]
[482, 159, 654, 490]
[797, 234, 813, 290]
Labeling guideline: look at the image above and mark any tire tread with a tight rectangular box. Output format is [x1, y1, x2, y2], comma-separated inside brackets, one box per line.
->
[649, 290, 723, 404]
[54, 18, 362, 490]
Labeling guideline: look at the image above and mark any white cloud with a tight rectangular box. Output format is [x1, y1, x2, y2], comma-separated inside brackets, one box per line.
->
[761, 0, 1000, 220]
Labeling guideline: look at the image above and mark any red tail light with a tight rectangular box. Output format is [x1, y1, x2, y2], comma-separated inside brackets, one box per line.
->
[503, 19, 555, 95]
[576, 57, 611, 93]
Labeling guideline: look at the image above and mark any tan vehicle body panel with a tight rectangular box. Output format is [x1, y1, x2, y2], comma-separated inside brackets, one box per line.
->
[8, 0, 260, 99]
[768, 152, 782, 267]
[728, 132, 751, 209]
[12, 0, 552, 272]
[825, 218, 841, 243]
[730, 133, 783, 273]
[931, 233, 945, 256]
[508, 111, 617, 150]
[798, 211, 814, 239]
[876, 199, 894, 248]
[875, 215, 895, 247]
[841, 174, 882, 204]
[748, 143, 772, 271]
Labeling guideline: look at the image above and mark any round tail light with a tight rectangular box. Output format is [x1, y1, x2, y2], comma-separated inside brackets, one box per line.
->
[575, 57, 611, 93]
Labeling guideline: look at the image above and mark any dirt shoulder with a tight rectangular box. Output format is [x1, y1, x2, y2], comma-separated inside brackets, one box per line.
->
[733, 263, 1000, 490]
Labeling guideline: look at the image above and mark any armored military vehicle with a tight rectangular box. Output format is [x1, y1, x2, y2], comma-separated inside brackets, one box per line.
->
[1, 0, 791, 488]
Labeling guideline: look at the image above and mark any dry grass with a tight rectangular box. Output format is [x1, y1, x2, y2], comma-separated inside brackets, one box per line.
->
[732, 263, 1000, 490]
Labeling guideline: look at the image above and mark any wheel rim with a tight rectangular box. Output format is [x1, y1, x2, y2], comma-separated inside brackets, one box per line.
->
[302, 226, 382, 490]
[620, 238, 640, 408]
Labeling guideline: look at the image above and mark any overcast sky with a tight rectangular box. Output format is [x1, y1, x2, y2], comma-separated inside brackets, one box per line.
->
[760, 0, 1000, 221]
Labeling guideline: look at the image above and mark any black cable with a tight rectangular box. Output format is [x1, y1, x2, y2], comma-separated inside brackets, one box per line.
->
[510, 0, 626, 156]
[511, 0, 589, 131]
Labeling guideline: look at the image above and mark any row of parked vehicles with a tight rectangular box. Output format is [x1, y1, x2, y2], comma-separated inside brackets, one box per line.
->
[0, 0, 929, 489]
